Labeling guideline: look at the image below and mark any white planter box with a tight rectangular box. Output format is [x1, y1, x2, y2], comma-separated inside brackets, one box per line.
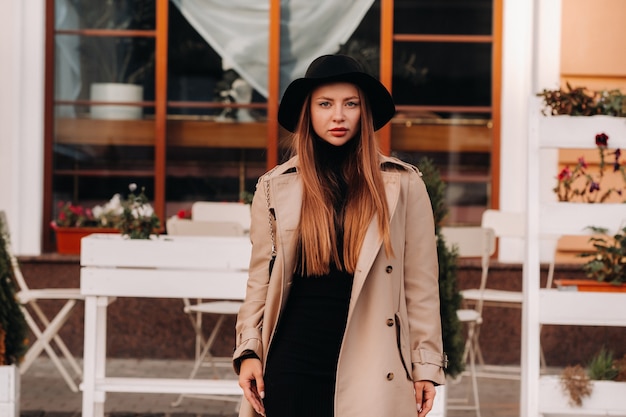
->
[537, 114, 626, 149]
[539, 375, 626, 416]
[0, 365, 19, 417]
[81, 233, 250, 270]
[539, 202, 626, 237]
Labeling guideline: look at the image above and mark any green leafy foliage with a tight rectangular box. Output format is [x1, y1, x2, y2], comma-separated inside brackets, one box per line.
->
[579, 225, 626, 284]
[0, 217, 28, 366]
[587, 348, 619, 381]
[537, 83, 626, 117]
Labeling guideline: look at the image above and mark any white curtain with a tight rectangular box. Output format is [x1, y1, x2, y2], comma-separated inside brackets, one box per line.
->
[171, 0, 375, 98]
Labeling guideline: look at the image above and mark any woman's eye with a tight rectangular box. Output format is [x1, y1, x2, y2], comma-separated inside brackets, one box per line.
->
[346, 101, 359, 107]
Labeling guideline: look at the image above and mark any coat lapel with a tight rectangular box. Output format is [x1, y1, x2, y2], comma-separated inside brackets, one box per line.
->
[349, 171, 401, 311]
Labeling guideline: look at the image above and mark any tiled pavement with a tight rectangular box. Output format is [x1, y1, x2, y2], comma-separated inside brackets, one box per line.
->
[20, 357, 523, 417]
[20, 358, 241, 417]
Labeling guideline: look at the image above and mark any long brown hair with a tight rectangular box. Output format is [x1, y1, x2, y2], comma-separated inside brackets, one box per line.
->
[291, 85, 393, 275]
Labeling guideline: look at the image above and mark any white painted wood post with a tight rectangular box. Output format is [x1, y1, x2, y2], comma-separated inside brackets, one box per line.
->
[0, 365, 20, 417]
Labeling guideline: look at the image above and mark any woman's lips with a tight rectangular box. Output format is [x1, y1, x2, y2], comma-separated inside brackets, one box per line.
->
[330, 128, 348, 137]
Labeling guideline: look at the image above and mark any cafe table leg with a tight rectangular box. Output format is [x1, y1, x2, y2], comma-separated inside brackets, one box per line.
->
[82, 295, 97, 417]
[82, 295, 110, 417]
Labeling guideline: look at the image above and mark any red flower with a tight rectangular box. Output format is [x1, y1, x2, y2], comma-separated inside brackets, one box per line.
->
[595, 133, 609, 147]
[558, 166, 572, 181]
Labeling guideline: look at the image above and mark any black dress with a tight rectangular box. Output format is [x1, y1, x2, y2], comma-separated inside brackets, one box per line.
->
[263, 137, 354, 417]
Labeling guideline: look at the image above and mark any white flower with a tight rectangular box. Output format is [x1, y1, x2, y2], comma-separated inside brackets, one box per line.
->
[130, 203, 154, 219]
[129, 183, 137, 192]
[92, 193, 124, 222]
[92, 205, 104, 219]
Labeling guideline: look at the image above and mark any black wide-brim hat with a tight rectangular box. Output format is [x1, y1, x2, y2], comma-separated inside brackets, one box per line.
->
[278, 54, 396, 133]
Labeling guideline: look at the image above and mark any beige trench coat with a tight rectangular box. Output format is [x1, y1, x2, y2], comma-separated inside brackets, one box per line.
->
[233, 155, 446, 417]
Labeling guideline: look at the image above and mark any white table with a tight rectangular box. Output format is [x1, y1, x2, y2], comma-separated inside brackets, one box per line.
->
[80, 234, 251, 417]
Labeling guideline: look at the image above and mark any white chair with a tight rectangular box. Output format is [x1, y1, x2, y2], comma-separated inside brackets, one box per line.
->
[168, 202, 250, 407]
[166, 216, 245, 237]
[461, 209, 556, 369]
[0, 210, 83, 392]
[461, 210, 526, 308]
[441, 226, 496, 417]
[191, 201, 251, 233]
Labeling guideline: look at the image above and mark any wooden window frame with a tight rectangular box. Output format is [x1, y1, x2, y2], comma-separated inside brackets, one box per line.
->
[42, 0, 500, 251]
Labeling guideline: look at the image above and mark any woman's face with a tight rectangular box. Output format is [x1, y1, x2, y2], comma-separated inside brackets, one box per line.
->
[309, 82, 361, 146]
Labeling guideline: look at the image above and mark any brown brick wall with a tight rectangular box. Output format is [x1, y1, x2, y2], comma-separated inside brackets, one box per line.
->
[17, 257, 626, 367]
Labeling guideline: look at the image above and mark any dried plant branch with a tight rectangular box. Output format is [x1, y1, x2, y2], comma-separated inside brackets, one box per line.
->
[560, 365, 593, 407]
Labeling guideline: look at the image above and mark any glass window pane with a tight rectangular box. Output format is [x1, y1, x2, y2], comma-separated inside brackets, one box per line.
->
[394, 0, 493, 35]
[57, 0, 156, 31]
[393, 42, 492, 107]
[338, 2, 381, 71]
[55, 34, 155, 109]
[393, 149, 491, 225]
[164, 116, 267, 219]
[165, 145, 265, 207]
[167, 5, 267, 121]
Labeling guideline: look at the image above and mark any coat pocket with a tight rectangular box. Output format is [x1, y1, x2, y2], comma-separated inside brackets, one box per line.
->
[394, 313, 411, 379]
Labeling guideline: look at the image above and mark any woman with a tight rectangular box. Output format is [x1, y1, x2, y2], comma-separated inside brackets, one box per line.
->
[233, 54, 446, 417]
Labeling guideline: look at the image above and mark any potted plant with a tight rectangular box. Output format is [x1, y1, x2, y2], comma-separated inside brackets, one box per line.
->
[535, 85, 626, 164]
[0, 216, 28, 416]
[117, 183, 161, 240]
[51, 183, 161, 253]
[553, 133, 626, 203]
[75, 0, 155, 119]
[555, 224, 626, 292]
[537, 83, 626, 117]
[50, 198, 121, 255]
[535, 87, 626, 266]
[539, 348, 626, 415]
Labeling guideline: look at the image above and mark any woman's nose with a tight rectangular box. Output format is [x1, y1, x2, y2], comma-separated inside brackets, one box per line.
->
[332, 107, 345, 121]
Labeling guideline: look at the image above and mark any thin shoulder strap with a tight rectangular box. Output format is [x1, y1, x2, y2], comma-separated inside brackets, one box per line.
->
[263, 176, 277, 274]
[263, 178, 276, 260]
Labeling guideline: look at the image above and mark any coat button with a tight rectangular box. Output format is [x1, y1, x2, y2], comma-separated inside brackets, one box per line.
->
[386, 318, 394, 327]
[385, 265, 393, 273]
[386, 372, 394, 380]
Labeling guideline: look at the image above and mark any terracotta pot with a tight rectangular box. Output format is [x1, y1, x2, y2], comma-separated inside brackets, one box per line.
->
[555, 278, 626, 293]
[51, 224, 118, 255]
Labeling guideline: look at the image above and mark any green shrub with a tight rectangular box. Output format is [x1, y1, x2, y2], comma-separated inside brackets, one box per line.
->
[0, 216, 28, 366]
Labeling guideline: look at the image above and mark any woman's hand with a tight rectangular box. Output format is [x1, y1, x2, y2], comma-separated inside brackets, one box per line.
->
[239, 357, 266, 416]
[414, 380, 436, 417]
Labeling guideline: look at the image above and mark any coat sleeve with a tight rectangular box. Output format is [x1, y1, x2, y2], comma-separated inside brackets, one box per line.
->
[403, 170, 447, 385]
[232, 176, 274, 374]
